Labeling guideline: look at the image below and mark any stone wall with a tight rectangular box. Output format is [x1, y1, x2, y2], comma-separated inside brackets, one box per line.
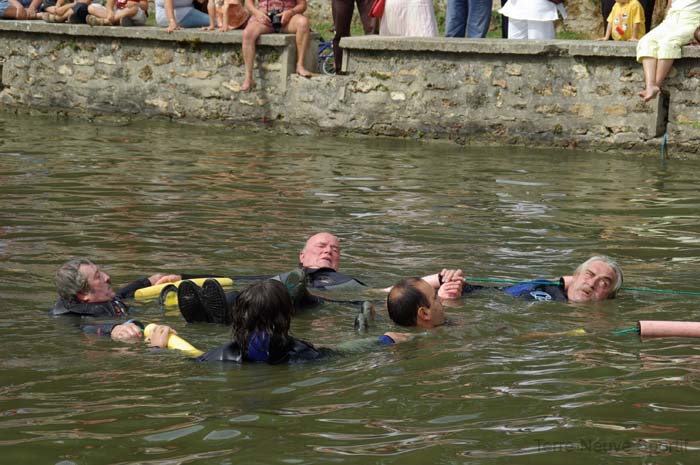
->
[0, 21, 699, 156]
[334, 36, 700, 154]
[0, 22, 317, 121]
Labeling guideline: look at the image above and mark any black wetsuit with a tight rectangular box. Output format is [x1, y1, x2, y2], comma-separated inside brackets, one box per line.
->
[49, 277, 152, 318]
[196, 333, 396, 363]
[196, 336, 336, 364]
[501, 278, 568, 302]
[276, 267, 367, 292]
[221, 267, 367, 309]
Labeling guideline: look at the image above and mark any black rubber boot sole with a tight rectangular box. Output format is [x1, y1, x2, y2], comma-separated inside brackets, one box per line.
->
[178, 280, 208, 323]
[202, 278, 231, 325]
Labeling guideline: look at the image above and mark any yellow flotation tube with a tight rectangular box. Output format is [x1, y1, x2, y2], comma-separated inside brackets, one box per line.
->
[134, 277, 233, 303]
[144, 323, 204, 357]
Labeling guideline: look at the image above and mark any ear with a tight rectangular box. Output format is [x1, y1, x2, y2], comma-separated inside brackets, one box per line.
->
[417, 305, 430, 322]
[76, 291, 90, 303]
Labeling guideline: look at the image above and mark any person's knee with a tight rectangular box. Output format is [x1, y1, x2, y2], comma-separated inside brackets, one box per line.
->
[243, 25, 257, 42]
[295, 14, 309, 32]
[14, 7, 28, 19]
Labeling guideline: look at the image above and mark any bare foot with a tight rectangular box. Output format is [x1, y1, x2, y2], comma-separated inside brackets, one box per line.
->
[638, 85, 659, 102]
[296, 64, 312, 78]
[241, 78, 254, 92]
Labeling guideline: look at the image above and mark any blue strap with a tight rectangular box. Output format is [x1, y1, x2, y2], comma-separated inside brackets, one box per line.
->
[247, 331, 271, 362]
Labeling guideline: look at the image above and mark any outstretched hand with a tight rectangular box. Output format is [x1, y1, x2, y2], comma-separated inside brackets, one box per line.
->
[145, 325, 177, 348]
[437, 268, 464, 299]
[149, 274, 182, 285]
[111, 322, 143, 341]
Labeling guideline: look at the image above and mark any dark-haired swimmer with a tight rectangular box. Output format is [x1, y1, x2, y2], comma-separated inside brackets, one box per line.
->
[387, 277, 448, 328]
[385, 268, 466, 328]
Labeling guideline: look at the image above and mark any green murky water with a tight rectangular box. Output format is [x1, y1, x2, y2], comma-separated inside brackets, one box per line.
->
[1, 112, 700, 464]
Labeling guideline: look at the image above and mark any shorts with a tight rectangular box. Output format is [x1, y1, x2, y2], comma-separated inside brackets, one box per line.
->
[120, 7, 146, 26]
[69, 2, 89, 24]
[636, 9, 700, 61]
[0, 0, 33, 17]
[91, 3, 147, 26]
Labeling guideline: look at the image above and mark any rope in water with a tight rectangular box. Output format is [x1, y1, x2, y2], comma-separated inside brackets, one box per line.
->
[612, 327, 640, 335]
[464, 277, 700, 296]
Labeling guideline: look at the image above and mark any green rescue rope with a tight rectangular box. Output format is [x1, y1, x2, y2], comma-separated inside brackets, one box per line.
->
[464, 277, 700, 296]
[612, 327, 640, 335]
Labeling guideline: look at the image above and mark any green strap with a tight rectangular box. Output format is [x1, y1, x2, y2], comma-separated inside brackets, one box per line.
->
[465, 277, 560, 286]
[612, 327, 640, 335]
[464, 277, 700, 296]
[618, 286, 700, 296]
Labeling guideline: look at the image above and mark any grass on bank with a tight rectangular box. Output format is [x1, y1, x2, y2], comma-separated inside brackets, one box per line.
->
[312, 11, 585, 41]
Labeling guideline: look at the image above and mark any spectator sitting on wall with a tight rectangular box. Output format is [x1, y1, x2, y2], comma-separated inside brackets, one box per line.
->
[241, 0, 312, 91]
[202, 0, 249, 32]
[156, 0, 210, 32]
[38, 0, 91, 23]
[0, 0, 42, 20]
[85, 0, 148, 26]
[637, 0, 700, 102]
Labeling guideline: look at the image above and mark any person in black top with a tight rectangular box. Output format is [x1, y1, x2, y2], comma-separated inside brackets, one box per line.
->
[501, 255, 624, 302]
[51, 257, 183, 340]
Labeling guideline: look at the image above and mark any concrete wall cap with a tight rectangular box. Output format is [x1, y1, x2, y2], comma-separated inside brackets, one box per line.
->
[0, 20, 317, 46]
[340, 35, 700, 59]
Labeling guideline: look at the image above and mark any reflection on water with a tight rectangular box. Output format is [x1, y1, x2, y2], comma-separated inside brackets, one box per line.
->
[1, 113, 700, 464]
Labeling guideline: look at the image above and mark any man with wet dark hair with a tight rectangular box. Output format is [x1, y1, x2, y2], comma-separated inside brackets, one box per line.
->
[386, 269, 464, 328]
[387, 277, 445, 328]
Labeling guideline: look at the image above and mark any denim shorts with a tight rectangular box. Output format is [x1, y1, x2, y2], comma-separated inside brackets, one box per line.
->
[0, 0, 34, 16]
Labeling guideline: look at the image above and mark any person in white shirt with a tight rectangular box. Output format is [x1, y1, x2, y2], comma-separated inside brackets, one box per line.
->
[498, 0, 566, 40]
[379, 0, 438, 37]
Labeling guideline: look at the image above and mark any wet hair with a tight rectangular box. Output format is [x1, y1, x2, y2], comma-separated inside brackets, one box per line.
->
[231, 280, 294, 357]
[55, 258, 94, 303]
[574, 255, 624, 298]
[386, 277, 428, 327]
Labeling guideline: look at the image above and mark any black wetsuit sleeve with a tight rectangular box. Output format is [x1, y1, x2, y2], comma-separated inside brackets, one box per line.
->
[181, 273, 220, 280]
[115, 277, 152, 300]
[332, 336, 393, 354]
[80, 323, 117, 336]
